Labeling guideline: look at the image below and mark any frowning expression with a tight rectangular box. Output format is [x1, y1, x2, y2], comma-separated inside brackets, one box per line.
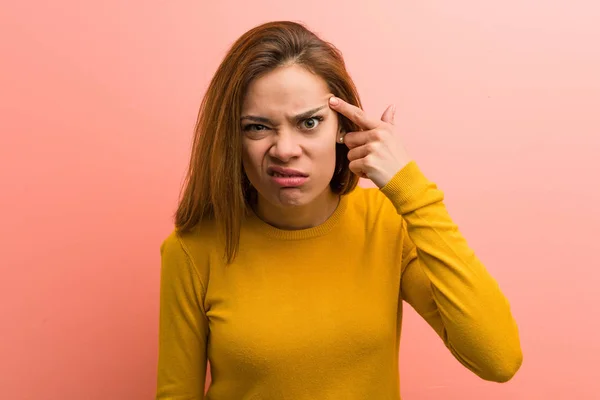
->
[240, 64, 342, 208]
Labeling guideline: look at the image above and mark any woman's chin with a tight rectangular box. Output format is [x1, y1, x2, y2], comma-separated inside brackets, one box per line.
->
[274, 188, 311, 208]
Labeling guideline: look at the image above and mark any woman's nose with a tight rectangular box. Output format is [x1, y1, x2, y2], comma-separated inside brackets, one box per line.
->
[269, 132, 302, 161]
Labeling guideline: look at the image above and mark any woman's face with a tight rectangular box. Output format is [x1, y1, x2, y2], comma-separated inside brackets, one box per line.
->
[240, 64, 342, 209]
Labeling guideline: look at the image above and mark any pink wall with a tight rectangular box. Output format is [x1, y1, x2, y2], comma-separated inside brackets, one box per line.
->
[1, 1, 599, 399]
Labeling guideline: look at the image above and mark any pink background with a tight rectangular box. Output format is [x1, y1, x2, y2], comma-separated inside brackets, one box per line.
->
[1, 1, 599, 399]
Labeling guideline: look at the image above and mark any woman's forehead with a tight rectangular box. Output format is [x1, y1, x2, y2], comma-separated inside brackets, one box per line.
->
[242, 66, 330, 111]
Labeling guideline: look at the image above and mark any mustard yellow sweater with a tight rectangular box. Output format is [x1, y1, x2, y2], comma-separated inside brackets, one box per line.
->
[156, 161, 522, 399]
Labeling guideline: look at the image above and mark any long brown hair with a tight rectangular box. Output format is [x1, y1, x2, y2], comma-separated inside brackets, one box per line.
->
[175, 20, 364, 263]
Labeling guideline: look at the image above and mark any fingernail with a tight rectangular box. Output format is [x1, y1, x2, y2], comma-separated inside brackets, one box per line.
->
[329, 96, 339, 106]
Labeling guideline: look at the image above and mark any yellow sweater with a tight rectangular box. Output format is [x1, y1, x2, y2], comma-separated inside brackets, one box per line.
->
[156, 161, 522, 399]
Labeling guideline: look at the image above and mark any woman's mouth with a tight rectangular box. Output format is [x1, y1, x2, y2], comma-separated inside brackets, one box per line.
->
[268, 167, 309, 187]
[272, 172, 300, 177]
[270, 175, 308, 187]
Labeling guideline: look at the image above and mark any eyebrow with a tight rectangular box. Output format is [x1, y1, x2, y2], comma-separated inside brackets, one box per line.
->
[240, 105, 327, 125]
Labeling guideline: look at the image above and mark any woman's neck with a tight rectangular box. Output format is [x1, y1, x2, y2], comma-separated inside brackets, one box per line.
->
[253, 189, 340, 230]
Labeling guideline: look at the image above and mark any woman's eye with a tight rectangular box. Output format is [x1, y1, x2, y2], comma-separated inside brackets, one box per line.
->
[243, 124, 269, 132]
[243, 117, 323, 133]
[301, 116, 324, 130]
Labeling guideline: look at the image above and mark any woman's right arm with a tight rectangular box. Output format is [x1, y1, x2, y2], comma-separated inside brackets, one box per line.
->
[156, 232, 209, 399]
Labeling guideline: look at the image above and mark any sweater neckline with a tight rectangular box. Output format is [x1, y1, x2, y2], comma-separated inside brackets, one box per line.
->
[245, 193, 349, 240]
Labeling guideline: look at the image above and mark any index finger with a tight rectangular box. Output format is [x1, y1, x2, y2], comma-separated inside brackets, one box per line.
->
[329, 96, 379, 131]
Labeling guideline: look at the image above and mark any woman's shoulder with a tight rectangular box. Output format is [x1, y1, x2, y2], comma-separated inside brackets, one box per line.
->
[346, 184, 399, 217]
[342, 184, 405, 235]
[160, 219, 221, 273]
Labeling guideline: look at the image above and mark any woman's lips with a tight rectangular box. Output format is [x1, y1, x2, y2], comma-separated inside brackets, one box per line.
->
[270, 175, 308, 187]
[267, 166, 309, 187]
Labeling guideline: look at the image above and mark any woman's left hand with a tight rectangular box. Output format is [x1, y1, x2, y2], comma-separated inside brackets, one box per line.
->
[329, 96, 412, 188]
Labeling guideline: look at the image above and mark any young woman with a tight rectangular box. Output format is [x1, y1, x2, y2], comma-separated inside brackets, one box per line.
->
[156, 20, 522, 399]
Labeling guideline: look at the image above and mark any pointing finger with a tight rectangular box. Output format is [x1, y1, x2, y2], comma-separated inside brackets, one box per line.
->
[329, 96, 379, 130]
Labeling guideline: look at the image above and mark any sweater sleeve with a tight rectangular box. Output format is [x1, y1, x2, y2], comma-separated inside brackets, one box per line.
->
[156, 231, 209, 399]
[380, 161, 522, 383]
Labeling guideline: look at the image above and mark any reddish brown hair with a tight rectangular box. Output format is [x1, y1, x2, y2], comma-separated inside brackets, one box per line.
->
[175, 20, 364, 263]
